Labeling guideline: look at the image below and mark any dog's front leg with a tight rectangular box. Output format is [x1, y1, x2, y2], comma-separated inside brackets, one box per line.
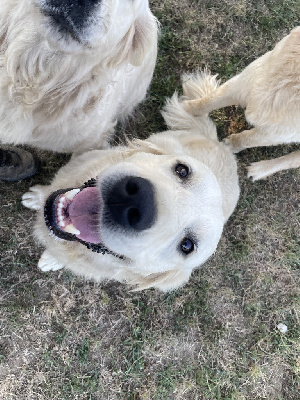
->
[247, 150, 300, 181]
[22, 185, 48, 210]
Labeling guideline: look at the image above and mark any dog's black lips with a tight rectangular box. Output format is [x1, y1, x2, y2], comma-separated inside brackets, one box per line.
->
[44, 178, 124, 259]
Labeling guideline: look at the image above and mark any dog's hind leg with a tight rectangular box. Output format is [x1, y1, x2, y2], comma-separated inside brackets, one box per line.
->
[224, 127, 267, 153]
[247, 150, 300, 181]
[225, 126, 300, 153]
[38, 250, 64, 272]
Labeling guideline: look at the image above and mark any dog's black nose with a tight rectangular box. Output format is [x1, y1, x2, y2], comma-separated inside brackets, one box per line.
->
[44, 1, 101, 36]
[105, 176, 156, 232]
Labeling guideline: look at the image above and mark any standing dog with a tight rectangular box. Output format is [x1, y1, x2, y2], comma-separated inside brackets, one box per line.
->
[183, 27, 300, 180]
[22, 72, 239, 291]
[0, 0, 157, 153]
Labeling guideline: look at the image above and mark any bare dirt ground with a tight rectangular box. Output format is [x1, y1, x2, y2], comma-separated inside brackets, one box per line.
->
[0, 1, 299, 399]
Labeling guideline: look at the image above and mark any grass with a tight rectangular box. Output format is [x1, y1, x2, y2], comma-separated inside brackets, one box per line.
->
[0, 0, 300, 399]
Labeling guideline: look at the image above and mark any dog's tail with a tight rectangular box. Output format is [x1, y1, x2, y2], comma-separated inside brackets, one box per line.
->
[161, 70, 219, 139]
[181, 70, 220, 100]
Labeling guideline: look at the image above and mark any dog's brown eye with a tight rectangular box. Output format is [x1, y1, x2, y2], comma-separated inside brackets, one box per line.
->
[175, 163, 189, 179]
[180, 237, 194, 255]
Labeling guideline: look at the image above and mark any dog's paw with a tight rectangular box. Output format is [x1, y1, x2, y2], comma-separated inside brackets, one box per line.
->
[22, 185, 46, 210]
[223, 134, 244, 153]
[38, 251, 64, 272]
[247, 161, 270, 181]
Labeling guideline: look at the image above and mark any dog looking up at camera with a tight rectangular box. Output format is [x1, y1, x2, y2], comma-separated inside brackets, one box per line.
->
[183, 27, 300, 181]
[22, 72, 239, 291]
[0, 0, 157, 153]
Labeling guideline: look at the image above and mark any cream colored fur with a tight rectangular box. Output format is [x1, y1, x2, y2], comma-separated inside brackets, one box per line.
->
[22, 73, 239, 291]
[183, 27, 300, 180]
[0, 0, 157, 153]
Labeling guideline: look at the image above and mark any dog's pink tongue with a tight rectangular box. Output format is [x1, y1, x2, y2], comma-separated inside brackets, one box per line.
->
[68, 187, 101, 244]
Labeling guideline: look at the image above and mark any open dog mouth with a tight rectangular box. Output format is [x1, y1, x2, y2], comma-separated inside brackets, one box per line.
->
[44, 178, 124, 258]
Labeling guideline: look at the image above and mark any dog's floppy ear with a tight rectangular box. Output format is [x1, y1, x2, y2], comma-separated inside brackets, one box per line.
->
[128, 15, 158, 66]
[129, 133, 186, 156]
[128, 139, 166, 155]
[131, 268, 193, 292]
[111, 15, 158, 67]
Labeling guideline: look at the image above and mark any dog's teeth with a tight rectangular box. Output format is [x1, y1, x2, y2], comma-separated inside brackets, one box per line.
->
[58, 215, 64, 222]
[59, 196, 66, 205]
[65, 189, 80, 201]
[58, 220, 66, 228]
[64, 223, 80, 235]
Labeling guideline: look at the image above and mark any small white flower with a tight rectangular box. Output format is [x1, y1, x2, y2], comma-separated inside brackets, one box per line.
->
[277, 323, 287, 333]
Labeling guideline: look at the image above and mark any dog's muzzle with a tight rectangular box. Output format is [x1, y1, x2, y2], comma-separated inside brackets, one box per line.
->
[41, 0, 101, 39]
[43, 175, 156, 257]
[103, 176, 156, 232]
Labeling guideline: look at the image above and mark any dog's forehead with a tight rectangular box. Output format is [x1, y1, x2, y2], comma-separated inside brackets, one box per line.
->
[160, 182, 224, 239]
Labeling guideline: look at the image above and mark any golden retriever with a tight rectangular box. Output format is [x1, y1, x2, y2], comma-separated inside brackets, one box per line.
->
[21, 72, 239, 291]
[0, 0, 157, 153]
[183, 27, 300, 180]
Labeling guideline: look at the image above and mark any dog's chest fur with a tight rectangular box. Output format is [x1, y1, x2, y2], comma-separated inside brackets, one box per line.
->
[0, 0, 157, 153]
